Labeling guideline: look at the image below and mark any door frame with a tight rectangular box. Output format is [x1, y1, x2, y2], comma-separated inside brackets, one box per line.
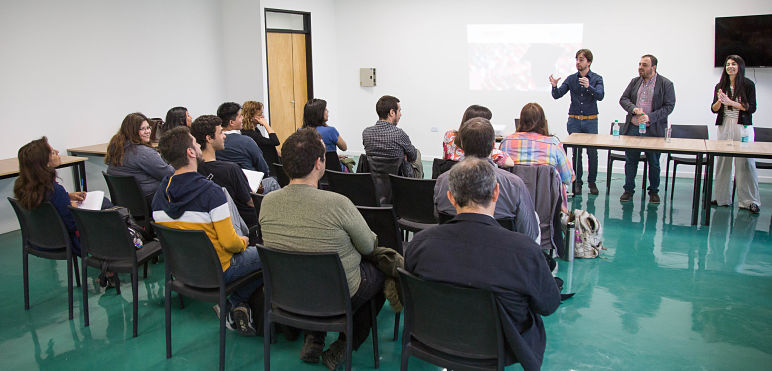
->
[264, 8, 314, 125]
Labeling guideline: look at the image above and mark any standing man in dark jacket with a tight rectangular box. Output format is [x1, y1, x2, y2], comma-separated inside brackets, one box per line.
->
[550, 48, 604, 195]
[619, 54, 676, 203]
[407, 157, 561, 370]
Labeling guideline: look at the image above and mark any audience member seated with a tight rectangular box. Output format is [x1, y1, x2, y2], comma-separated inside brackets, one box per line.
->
[152, 126, 262, 337]
[215, 102, 280, 193]
[155, 106, 192, 140]
[362, 95, 424, 178]
[302, 98, 350, 172]
[443, 104, 514, 167]
[259, 128, 386, 369]
[434, 117, 540, 242]
[500, 103, 575, 212]
[15, 137, 115, 285]
[241, 100, 281, 166]
[190, 115, 258, 229]
[407, 157, 561, 370]
[106, 112, 174, 205]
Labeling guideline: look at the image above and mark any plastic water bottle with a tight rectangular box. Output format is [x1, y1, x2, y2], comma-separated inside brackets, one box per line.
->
[741, 125, 749, 144]
[613, 120, 620, 137]
[638, 115, 646, 135]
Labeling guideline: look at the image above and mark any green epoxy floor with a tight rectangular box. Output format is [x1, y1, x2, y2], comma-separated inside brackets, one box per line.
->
[1, 172, 771, 370]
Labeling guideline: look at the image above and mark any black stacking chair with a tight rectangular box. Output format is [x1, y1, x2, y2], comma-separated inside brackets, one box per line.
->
[437, 211, 515, 232]
[153, 223, 261, 371]
[271, 163, 290, 188]
[69, 207, 162, 337]
[103, 172, 153, 236]
[249, 193, 264, 243]
[257, 245, 380, 371]
[326, 151, 343, 172]
[357, 154, 406, 205]
[8, 198, 81, 321]
[664, 125, 709, 201]
[389, 175, 437, 240]
[327, 170, 379, 206]
[397, 268, 506, 371]
[431, 158, 458, 179]
[606, 122, 647, 194]
[754, 127, 772, 170]
[357, 205, 403, 341]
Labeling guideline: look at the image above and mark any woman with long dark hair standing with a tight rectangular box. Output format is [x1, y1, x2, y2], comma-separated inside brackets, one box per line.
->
[710, 55, 759, 213]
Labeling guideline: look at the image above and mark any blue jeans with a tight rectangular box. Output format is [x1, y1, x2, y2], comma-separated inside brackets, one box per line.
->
[223, 246, 262, 307]
[623, 130, 661, 194]
[566, 117, 598, 184]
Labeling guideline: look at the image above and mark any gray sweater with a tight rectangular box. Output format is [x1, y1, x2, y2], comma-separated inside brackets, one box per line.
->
[107, 144, 174, 197]
[259, 184, 376, 295]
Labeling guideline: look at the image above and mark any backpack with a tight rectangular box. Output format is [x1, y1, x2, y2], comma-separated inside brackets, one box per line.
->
[570, 209, 604, 258]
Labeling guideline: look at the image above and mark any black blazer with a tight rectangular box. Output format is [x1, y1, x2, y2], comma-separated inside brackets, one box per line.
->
[712, 77, 757, 126]
[619, 73, 676, 137]
[405, 213, 561, 370]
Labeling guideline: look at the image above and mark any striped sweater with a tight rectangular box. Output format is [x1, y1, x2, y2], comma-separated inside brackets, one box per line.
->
[152, 171, 246, 271]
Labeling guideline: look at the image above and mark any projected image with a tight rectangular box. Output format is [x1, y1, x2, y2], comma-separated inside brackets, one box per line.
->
[468, 24, 583, 91]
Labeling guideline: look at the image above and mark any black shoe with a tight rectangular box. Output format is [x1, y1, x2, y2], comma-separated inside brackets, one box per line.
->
[744, 203, 761, 214]
[321, 339, 347, 370]
[620, 192, 633, 202]
[573, 183, 582, 194]
[588, 183, 599, 195]
[230, 305, 256, 337]
[300, 332, 325, 363]
[649, 192, 660, 204]
[710, 200, 718, 206]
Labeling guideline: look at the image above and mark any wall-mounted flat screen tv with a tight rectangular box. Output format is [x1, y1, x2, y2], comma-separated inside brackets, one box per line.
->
[715, 14, 772, 68]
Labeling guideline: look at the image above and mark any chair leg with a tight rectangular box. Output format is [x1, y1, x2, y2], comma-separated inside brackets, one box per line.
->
[143, 262, 148, 279]
[132, 268, 139, 337]
[178, 293, 185, 309]
[670, 162, 678, 202]
[641, 159, 648, 202]
[606, 155, 613, 193]
[115, 273, 122, 296]
[73, 257, 81, 288]
[664, 156, 671, 194]
[264, 314, 271, 371]
[23, 252, 29, 310]
[219, 296, 227, 371]
[165, 283, 172, 358]
[345, 326, 353, 371]
[83, 258, 90, 327]
[67, 254, 74, 321]
[400, 342, 410, 371]
[393, 312, 400, 341]
[370, 300, 379, 369]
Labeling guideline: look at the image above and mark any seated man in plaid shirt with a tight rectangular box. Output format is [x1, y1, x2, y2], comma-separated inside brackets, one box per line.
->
[361, 95, 424, 178]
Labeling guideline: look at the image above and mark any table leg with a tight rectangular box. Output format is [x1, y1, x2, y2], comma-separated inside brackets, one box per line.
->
[690, 154, 703, 226]
[571, 145, 578, 195]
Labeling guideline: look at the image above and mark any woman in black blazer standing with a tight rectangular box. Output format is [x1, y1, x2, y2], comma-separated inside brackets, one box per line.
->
[710, 54, 759, 213]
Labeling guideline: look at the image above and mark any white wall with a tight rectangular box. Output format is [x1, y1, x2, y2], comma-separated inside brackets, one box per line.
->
[327, 0, 772, 177]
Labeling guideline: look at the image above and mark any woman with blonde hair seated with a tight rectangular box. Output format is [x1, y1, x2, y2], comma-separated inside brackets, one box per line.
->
[500, 103, 575, 212]
[242, 101, 281, 166]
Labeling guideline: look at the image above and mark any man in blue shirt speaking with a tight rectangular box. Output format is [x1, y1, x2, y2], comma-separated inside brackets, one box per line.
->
[550, 49, 604, 195]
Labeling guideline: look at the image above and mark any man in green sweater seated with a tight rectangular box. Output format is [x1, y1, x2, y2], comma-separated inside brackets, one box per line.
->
[259, 128, 386, 370]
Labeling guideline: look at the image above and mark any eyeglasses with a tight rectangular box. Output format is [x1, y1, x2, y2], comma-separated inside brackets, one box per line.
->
[139, 126, 152, 131]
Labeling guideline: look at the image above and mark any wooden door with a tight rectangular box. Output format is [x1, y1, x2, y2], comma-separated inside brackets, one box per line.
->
[267, 32, 309, 143]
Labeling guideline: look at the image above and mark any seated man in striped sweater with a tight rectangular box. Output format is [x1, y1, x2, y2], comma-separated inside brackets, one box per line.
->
[152, 126, 262, 336]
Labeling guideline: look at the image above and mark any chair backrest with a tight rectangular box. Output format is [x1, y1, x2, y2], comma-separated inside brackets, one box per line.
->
[325, 151, 343, 172]
[670, 124, 709, 139]
[69, 207, 137, 261]
[431, 158, 458, 179]
[437, 211, 515, 231]
[102, 172, 151, 226]
[326, 170, 379, 207]
[257, 245, 350, 317]
[389, 175, 437, 224]
[754, 127, 772, 143]
[358, 154, 407, 205]
[271, 163, 290, 188]
[357, 206, 402, 254]
[8, 198, 71, 251]
[508, 165, 562, 251]
[398, 268, 503, 360]
[152, 223, 225, 289]
[250, 192, 264, 219]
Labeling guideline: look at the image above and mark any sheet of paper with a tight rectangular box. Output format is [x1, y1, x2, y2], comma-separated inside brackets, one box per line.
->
[78, 190, 104, 210]
[242, 169, 264, 193]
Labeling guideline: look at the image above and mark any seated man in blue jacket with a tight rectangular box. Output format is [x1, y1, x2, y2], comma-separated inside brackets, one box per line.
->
[407, 157, 561, 370]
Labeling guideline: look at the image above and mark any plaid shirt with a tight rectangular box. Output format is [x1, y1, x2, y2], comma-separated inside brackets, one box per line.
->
[500, 132, 575, 211]
[633, 73, 657, 124]
[362, 121, 417, 161]
[442, 130, 510, 166]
